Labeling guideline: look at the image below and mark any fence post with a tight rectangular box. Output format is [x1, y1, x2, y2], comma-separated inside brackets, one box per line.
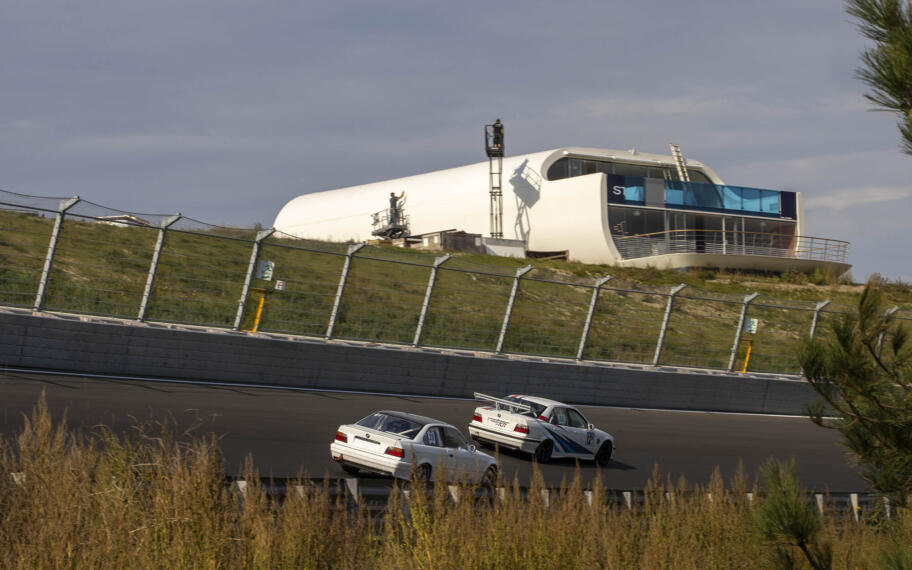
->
[233, 229, 276, 331]
[576, 276, 612, 361]
[326, 243, 365, 339]
[652, 284, 686, 366]
[33, 196, 80, 311]
[808, 300, 830, 340]
[877, 306, 901, 356]
[137, 213, 181, 322]
[413, 254, 451, 347]
[495, 265, 533, 354]
[727, 292, 760, 372]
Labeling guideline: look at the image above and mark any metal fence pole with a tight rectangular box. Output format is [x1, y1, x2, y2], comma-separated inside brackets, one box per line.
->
[495, 265, 533, 354]
[413, 254, 452, 347]
[137, 213, 181, 322]
[33, 196, 80, 311]
[326, 243, 365, 340]
[727, 292, 760, 372]
[233, 229, 276, 331]
[576, 276, 612, 361]
[652, 284, 687, 366]
[877, 306, 901, 356]
[808, 300, 830, 340]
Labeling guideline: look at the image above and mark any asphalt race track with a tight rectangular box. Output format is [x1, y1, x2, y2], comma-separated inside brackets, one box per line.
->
[0, 370, 866, 491]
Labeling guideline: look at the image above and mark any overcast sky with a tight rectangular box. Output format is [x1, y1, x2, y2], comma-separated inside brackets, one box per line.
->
[1, 0, 909, 282]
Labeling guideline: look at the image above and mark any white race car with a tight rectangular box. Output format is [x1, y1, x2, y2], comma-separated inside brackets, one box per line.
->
[468, 393, 616, 465]
[330, 410, 498, 484]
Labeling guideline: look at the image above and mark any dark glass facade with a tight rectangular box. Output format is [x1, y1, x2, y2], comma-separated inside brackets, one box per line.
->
[548, 156, 796, 220]
[547, 156, 712, 184]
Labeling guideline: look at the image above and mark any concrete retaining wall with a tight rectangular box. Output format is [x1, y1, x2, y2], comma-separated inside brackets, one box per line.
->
[0, 310, 820, 415]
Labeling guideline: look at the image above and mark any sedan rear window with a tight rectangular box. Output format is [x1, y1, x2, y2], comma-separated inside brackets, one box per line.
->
[356, 413, 423, 439]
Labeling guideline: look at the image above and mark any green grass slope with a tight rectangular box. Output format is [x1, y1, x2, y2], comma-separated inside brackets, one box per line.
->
[1, 208, 910, 374]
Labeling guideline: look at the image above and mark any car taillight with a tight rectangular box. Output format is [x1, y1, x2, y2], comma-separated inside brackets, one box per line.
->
[385, 446, 404, 458]
[538, 415, 548, 421]
[472, 414, 483, 423]
[335, 431, 348, 443]
[514, 425, 529, 434]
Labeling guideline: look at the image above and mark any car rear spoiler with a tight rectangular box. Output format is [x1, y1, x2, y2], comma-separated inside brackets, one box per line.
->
[473, 392, 533, 413]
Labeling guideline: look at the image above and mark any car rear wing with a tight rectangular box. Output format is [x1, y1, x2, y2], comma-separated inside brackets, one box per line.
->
[473, 392, 533, 414]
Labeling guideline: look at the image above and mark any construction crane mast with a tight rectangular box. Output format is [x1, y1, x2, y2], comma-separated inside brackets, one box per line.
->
[484, 120, 505, 238]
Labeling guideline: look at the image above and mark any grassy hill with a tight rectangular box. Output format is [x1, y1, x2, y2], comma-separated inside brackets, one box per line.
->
[1, 208, 909, 374]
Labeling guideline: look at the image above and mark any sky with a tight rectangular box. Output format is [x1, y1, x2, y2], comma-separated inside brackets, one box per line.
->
[1, 0, 909, 282]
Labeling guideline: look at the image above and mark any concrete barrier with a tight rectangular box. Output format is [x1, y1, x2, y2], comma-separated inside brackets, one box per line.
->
[0, 309, 820, 415]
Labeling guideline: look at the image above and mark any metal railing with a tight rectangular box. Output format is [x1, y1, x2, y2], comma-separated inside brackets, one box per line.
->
[0, 189, 903, 376]
[612, 229, 849, 264]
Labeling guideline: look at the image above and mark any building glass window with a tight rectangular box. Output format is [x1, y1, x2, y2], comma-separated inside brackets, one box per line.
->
[547, 157, 568, 180]
[568, 158, 582, 178]
[613, 163, 649, 177]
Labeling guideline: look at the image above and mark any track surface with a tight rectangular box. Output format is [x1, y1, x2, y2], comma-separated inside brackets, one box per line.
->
[0, 370, 865, 490]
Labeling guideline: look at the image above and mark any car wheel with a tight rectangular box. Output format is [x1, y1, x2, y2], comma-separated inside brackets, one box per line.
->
[481, 466, 497, 489]
[595, 441, 613, 467]
[414, 463, 432, 483]
[533, 440, 553, 464]
[341, 463, 360, 476]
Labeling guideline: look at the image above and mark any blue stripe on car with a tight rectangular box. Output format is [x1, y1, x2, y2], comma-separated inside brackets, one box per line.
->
[543, 426, 590, 454]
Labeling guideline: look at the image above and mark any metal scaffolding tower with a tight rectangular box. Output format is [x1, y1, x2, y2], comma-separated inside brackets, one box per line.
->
[484, 120, 505, 238]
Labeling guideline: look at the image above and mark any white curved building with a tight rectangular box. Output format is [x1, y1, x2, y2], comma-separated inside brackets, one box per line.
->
[274, 147, 850, 274]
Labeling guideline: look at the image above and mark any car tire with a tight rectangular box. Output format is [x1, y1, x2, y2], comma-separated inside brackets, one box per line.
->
[595, 441, 613, 467]
[533, 440, 553, 464]
[414, 463, 432, 483]
[481, 466, 497, 489]
[341, 463, 360, 476]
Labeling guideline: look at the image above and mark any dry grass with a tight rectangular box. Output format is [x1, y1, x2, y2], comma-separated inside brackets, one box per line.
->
[2, 399, 910, 569]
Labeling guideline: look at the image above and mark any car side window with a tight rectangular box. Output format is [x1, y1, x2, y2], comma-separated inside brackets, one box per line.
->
[423, 427, 443, 447]
[442, 427, 467, 449]
[567, 409, 588, 429]
[552, 407, 569, 426]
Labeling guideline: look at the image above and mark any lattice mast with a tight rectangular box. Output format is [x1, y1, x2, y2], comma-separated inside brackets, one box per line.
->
[485, 120, 505, 238]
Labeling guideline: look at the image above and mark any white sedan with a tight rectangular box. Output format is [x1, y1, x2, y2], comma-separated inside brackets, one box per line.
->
[468, 393, 616, 465]
[330, 410, 498, 484]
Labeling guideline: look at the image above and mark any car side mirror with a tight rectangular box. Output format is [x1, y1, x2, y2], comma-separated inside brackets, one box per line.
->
[467, 444, 477, 453]
[587, 423, 595, 430]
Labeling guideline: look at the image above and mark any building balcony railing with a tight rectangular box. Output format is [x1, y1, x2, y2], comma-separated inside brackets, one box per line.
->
[612, 230, 849, 264]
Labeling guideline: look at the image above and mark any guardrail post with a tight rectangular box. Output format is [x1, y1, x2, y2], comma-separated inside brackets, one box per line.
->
[495, 265, 533, 353]
[877, 306, 900, 356]
[652, 284, 686, 366]
[727, 292, 760, 372]
[233, 229, 276, 330]
[808, 300, 830, 340]
[326, 243, 365, 339]
[413, 254, 451, 347]
[137, 213, 181, 322]
[576, 276, 612, 360]
[33, 196, 80, 311]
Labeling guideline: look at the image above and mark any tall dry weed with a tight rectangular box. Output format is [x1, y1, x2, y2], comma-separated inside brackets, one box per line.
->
[1, 397, 910, 569]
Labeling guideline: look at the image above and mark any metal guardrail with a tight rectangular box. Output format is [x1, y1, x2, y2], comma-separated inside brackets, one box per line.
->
[613, 230, 849, 263]
[9, 471, 880, 518]
[230, 477, 885, 520]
